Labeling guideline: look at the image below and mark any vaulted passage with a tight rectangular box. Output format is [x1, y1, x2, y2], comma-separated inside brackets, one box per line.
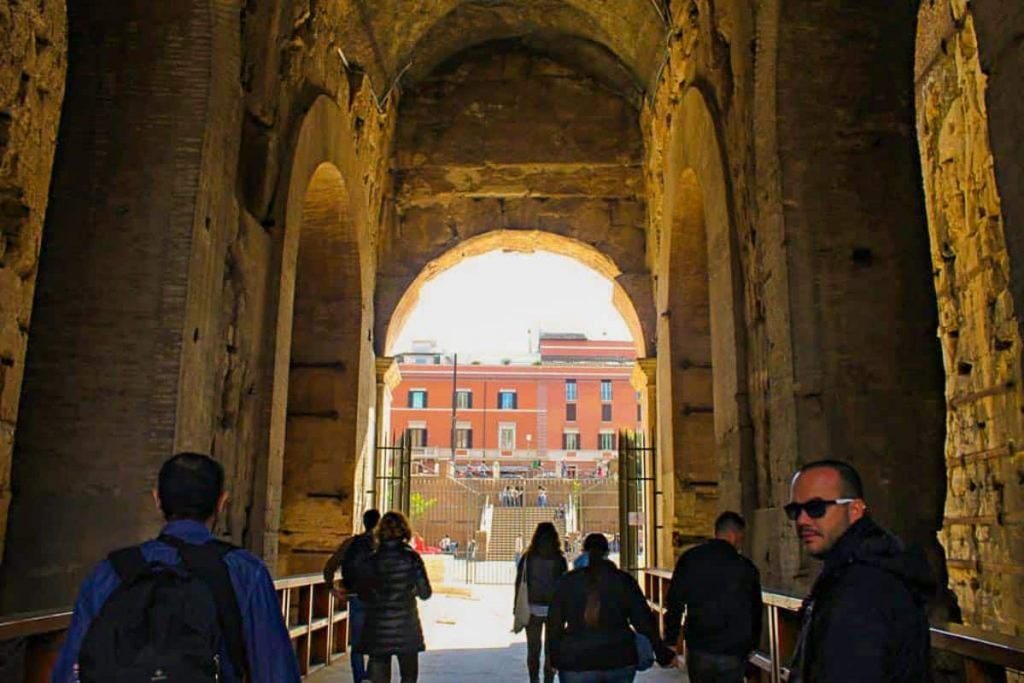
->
[0, 0, 1023, 679]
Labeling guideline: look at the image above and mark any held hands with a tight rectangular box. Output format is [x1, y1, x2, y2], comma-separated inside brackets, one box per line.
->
[655, 644, 679, 668]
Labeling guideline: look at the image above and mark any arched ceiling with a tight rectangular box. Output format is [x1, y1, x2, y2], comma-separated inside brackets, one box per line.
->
[335, 0, 668, 99]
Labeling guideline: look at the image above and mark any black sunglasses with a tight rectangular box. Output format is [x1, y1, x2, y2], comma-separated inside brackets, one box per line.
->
[784, 498, 855, 521]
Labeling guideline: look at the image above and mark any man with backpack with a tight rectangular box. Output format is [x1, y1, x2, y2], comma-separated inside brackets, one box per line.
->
[52, 452, 300, 683]
[323, 508, 380, 683]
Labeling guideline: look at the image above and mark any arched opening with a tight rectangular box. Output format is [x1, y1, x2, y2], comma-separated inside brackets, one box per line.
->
[384, 230, 648, 359]
[383, 245, 648, 586]
[653, 88, 754, 571]
[661, 170, 716, 551]
[276, 162, 366, 575]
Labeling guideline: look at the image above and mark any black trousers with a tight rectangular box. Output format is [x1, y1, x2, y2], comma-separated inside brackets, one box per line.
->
[369, 653, 419, 683]
[686, 650, 746, 683]
[526, 614, 555, 683]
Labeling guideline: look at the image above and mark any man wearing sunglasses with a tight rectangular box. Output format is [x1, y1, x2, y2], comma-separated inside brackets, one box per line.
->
[786, 460, 934, 682]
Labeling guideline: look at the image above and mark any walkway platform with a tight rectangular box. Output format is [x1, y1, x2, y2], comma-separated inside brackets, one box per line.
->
[309, 585, 685, 682]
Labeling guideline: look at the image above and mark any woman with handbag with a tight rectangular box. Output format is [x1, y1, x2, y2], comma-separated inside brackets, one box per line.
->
[514, 522, 568, 683]
[358, 511, 433, 683]
[547, 533, 675, 682]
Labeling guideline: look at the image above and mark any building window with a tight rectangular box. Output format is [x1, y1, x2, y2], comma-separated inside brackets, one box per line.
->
[637, 402, 642, 422]
[563, 431, 580, 450]
[499, 423, 516, 450]
[455, 427, 473, 449]
[566, 403, 577, 422]
[407, 426, 427, 447]
[600, 379, 613, 402]
[598, 432, 615, 451]
[601, 403, 612, 421]
[498, 390, 517, 410]
[408, 389, 428, 408]
[455, 390, 472, 409]
[565, 379, 577, 401]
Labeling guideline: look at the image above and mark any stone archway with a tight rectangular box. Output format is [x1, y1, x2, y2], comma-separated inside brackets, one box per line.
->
[655, 88, 753, 569]
[258, 96, 378, 575]
[383, 229, 648, 358]
[275, 163, 366, 575]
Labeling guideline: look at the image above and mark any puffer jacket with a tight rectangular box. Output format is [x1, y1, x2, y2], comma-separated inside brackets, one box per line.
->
[357, 540, 433, 656]
[789, 517, 935, 682]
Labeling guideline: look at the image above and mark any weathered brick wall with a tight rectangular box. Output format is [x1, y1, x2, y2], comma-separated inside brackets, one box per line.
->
[0, 0, 65, 560]
[917, 0, 1024, 634]
[0, 0, 230, 613]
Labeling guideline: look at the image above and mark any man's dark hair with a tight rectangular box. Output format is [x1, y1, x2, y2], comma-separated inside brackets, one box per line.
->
[796, 459, 865, 498]
[363, 508, 381, 531]
[158, 452, 225, 521]
[715, 511, 746, 536]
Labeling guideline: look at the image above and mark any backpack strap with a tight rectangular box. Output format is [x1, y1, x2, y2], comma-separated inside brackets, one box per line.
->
[159, 534, 248, 678]
[107, 547, 149, 584]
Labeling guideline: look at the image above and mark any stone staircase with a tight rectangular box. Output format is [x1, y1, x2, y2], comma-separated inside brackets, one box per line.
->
[488, 506, 566, 561]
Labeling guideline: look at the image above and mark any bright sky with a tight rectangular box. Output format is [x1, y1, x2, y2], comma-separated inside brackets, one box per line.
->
[392, 251, 632, 360]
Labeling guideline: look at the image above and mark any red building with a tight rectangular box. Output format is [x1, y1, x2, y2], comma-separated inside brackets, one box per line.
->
[392, 334, 639, 477]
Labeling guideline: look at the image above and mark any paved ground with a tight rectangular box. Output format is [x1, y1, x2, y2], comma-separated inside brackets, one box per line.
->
[309, 585, 686, 682]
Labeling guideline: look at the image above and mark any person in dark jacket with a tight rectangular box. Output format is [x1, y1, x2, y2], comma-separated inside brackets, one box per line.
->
[786, 460, 934, 682]
[663, 511, 762, 682]
[548, 533, 675, 682]
[514, 522, 569, 683]
[358, 511, 433, 683]
[323, 508, 381, 682]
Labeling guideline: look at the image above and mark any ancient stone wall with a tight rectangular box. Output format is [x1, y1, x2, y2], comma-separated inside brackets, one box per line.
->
[380, 43, 652, 355]
[644, 0, 949, 596]
[0, 0, 65, 560]
[970, 1, 1024, 333]
[0, 0, 236, 612]
[917, 0, 1024, 634]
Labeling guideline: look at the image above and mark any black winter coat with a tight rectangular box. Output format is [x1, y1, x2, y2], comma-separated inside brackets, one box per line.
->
[663, 538, 762, 656]
[357, 540, 432, 656]
[547, 560, 674, 672]
[790, 517, 935, 683]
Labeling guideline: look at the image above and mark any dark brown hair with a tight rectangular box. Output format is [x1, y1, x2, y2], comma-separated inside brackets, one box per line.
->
[376, 511, 412, 542]
[582, 533, 610, 627]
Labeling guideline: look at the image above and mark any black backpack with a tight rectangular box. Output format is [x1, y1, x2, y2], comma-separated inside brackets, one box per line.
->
[77, 535, 247, 682]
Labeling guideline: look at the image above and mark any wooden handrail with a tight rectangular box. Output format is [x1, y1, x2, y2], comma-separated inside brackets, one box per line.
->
[640, 568, 1024, 681]
[0, 572, 349, 681]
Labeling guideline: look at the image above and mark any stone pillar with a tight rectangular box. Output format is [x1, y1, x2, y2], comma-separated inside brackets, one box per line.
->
[632, 358, 668, 568]
[369, 357, 401, 510]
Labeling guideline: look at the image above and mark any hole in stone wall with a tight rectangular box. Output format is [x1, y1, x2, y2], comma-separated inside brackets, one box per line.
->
[851, 247, 874, 266]
[957, 361, 973, 375]
[995, 338, 1013, 351]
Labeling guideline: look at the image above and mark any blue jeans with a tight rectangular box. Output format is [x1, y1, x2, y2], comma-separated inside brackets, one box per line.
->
[558, 666, 636, 683]
[349, 596, 368, 681]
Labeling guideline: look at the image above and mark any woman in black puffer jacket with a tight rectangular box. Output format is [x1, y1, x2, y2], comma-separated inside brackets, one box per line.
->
[358, 511, 433, 683]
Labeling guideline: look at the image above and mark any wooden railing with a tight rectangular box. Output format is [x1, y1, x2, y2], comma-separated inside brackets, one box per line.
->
[642, 568, 1024, 682]
[0, 572, 348, 681]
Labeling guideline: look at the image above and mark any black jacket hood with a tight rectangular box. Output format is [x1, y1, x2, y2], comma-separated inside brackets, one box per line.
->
[820, 517, 936, 605]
